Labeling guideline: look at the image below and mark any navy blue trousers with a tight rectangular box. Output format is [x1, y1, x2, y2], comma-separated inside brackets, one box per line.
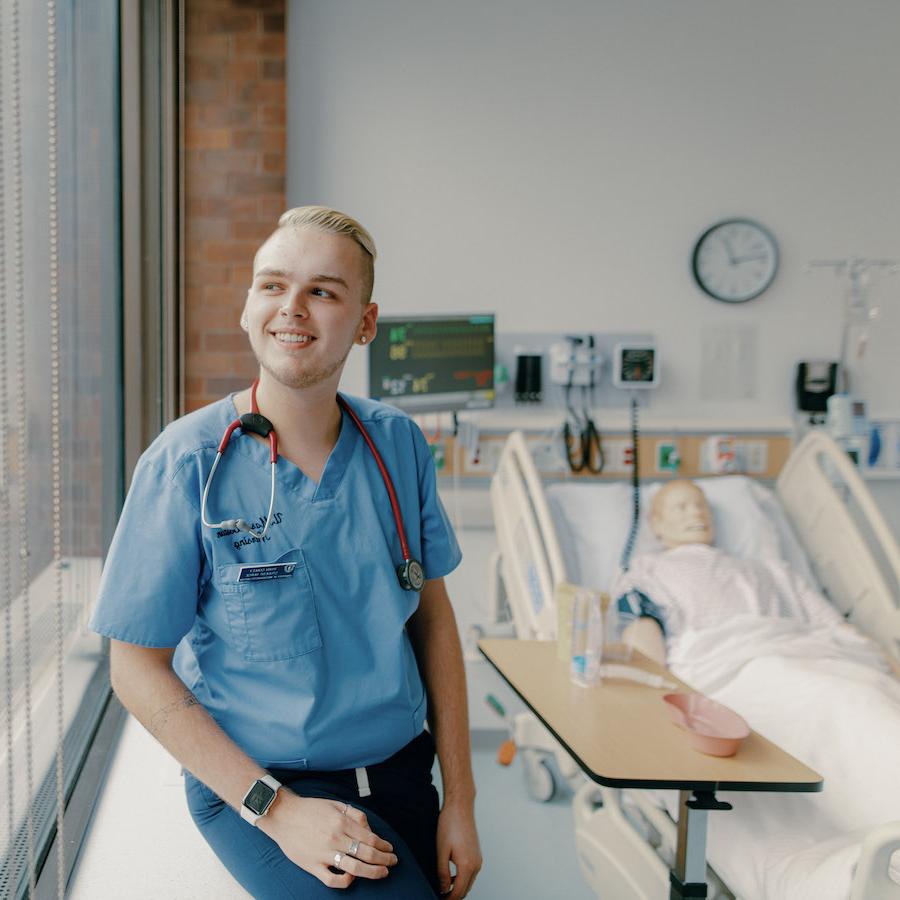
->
[185, 732, 440, 899]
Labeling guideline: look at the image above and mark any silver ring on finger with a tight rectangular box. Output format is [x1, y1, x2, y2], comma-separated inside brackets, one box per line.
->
[348, 838, 361, 856]
[333, 851, 344, 871]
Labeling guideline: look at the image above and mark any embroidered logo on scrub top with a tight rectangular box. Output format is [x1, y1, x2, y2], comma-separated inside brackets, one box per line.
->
[237, 563, 297, 582]
[216, 512, 284, 550]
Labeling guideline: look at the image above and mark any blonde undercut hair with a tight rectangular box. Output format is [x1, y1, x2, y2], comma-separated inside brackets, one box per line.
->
[276, 205, 376, 304]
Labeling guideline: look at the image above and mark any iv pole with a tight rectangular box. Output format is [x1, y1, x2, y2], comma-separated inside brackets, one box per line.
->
[805, 258, 900, 392]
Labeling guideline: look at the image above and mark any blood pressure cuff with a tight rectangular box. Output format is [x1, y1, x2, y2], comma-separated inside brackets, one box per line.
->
[616, 588, 667, 637]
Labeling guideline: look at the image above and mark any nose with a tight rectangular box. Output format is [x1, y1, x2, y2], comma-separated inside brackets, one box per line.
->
[278, 290, 308, 318]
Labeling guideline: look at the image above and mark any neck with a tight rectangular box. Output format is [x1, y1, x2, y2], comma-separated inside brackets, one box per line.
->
[249, 372, 343, 450]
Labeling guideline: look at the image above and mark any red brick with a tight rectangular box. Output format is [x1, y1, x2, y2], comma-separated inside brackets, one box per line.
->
[187, 104, 257, 128]
[233, 80, 284, 106]
[226, 172, 283, 194]
[224, 59, 260, 84]
[185, 127, 231, 150]
[259, 105, 285, 126]
[262, 14, 285, 33]
[261, 152, 284, 174]
[193, 11, 256, 34]
[258, 195, 285, 219]
[261, 60, 284, 79]
[204, 240, 258, 263]
[231, 34, 284, 58]
[197, 149, 260, 174]
[187, 218, 231, 241]
[185, 33, 230, 59]
[230, 220, 272, 241]
[204, 332, 252, 352]
[187, 264, 232, 287]
[231, 264, 254, 285]
[186, 80, 228, 104]
[187, 59, 227, 82]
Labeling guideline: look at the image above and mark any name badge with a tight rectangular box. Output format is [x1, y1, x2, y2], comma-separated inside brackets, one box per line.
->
[238, 563, 297, 582]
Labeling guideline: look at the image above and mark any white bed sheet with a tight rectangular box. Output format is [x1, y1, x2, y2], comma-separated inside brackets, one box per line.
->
[664, 616, 899, 900]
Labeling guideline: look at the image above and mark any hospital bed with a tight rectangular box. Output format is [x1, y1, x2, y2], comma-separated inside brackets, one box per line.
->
[488, 428, 900, 900]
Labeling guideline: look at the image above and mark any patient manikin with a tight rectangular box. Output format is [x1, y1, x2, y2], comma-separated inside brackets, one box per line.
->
[614, 479, 845, 665]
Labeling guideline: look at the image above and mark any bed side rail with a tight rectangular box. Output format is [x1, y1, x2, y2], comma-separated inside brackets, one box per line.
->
[489, 431, 567, 639]
[849, 820, 900, 900]
[776, 430, 900, 663]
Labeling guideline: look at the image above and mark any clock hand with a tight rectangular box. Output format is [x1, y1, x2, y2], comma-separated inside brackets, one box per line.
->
[722, 236, 737, 265]
[732, 254, 768, 264]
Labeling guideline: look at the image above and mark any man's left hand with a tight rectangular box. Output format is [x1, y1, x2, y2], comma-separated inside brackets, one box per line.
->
[436, 798, 482, 898]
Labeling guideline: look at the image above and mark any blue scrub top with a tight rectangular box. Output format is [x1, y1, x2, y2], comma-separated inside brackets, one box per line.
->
[90, 393, 461, 770]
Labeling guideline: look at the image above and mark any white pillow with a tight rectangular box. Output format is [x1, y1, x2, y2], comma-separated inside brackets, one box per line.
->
[545, 476, 815, 592]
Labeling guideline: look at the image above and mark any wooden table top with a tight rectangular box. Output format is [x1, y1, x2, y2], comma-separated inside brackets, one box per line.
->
[479, 638, 823, 792]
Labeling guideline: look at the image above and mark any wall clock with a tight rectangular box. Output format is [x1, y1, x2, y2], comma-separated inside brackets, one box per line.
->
[691, 218, 779, 303]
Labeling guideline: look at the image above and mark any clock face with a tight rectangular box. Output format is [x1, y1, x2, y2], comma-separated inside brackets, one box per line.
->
[692, 219, 779, 303]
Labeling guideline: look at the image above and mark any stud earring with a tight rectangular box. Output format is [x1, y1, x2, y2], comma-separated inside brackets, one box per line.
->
[360, 335, 368, 344]
[240, 315, 248, 331]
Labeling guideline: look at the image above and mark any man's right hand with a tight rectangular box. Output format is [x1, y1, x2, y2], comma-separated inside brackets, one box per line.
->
[259, 793, 398, 889]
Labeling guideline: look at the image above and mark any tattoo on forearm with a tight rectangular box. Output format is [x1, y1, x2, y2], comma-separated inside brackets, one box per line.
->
[148, 690, 200, 737]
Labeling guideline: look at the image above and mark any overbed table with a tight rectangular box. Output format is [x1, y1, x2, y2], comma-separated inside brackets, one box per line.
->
[479, 639, 823, 900]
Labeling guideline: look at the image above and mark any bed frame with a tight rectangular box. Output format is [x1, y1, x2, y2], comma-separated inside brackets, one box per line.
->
[489, 428, 900, 900]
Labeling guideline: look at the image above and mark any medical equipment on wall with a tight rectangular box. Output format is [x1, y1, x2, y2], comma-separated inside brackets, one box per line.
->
[201, 379, 426, 592]
[614, 343, 660, 571]
[368, 314, 495, 413]
[795, 360, 839, 424]
[805, 257, 899, 390]
[551, 336, 604, 473]
[514, 348, 543, 403]
[827, 393, 869, 467]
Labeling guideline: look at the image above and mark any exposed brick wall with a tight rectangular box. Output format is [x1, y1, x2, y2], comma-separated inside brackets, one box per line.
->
[183, 0, 286, 413]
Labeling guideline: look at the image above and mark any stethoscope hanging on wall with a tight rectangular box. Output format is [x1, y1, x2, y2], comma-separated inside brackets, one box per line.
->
[200, 380, 426, 592]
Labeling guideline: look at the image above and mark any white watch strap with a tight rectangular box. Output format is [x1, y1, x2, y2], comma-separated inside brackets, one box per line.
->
[240, 773, 282, 826]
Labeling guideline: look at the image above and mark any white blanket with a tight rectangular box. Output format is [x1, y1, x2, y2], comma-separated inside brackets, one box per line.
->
[663, 615, 900, 900]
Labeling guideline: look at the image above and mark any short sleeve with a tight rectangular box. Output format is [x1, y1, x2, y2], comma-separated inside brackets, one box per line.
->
[89, 457, 204, 647]
[411, 424, 462, 581]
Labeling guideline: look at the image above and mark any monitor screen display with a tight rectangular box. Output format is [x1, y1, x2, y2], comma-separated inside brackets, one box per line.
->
[368, 315, 495, 412]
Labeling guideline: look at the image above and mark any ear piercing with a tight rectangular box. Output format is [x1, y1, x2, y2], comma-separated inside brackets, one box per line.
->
[360, 335, 367, 344]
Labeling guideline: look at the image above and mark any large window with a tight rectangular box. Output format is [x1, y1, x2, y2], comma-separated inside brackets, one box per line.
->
[0, 2, 122, 896]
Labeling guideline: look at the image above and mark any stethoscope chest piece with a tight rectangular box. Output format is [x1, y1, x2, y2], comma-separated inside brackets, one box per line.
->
[397, 559, 425, 592]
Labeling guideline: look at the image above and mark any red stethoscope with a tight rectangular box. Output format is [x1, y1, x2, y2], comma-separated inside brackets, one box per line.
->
[200, 380, 425, 592]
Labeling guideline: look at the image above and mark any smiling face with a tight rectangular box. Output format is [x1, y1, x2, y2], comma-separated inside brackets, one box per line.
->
[242, 226, 377, 391]
[650, 480, 715, 549]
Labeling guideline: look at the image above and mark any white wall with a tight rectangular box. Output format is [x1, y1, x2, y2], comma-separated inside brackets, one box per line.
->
[287, 0, 900, 420]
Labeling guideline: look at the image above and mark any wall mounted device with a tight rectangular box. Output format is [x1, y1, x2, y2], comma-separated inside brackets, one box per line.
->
[612, 343, 659, 389]
[795, 361, 838, 423]
[368, 314, 495, 413]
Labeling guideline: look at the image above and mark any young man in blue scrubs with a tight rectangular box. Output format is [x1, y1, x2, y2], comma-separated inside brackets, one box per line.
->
[90, 206, 482, 898]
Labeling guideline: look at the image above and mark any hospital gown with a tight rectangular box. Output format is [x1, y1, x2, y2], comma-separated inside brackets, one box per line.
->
[613, 542, 844, 644]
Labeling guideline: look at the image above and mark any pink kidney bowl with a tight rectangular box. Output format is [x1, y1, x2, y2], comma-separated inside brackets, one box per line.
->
[662, 692, 751, 757]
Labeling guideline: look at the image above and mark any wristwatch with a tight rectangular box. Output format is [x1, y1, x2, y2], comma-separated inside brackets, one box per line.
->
[240, 774, 282, 825]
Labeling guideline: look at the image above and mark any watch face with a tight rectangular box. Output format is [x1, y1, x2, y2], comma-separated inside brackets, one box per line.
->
[692, 219, 779, 303]
[244, 781, 276, 815]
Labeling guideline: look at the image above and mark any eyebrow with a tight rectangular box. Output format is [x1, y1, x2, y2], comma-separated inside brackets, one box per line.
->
[253, 268, 349, 290]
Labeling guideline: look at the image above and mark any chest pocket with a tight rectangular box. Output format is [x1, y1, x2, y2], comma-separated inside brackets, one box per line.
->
[215, 548, 322, 661]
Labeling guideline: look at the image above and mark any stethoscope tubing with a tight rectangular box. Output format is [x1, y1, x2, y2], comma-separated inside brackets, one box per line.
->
[200, 383, 415, 566]
[337, 395, 413, 564]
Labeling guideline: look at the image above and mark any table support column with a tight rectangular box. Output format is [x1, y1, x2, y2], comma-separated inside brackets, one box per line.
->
[670, 789, 732, 899]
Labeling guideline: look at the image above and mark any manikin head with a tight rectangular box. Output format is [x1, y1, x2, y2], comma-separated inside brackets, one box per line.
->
[649, 480, 715, 549]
